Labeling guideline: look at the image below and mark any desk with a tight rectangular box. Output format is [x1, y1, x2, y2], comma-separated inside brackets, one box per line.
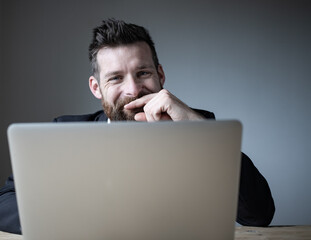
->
[235, 225, 311, 240]
[0, 231, 21, 240]
[1, 226, 311, 239]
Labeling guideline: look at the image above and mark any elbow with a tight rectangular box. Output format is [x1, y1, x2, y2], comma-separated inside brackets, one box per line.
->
[237, 199, 275, 227]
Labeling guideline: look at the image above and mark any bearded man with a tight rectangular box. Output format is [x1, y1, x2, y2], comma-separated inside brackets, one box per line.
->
[0, 19, 275, 234]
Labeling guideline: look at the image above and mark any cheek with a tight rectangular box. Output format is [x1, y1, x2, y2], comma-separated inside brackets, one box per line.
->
[103, 85, 121, 104]
[145, 78, 162, 92]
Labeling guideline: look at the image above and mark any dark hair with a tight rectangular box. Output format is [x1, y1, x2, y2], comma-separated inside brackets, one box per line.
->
[89, 19, 159, 80]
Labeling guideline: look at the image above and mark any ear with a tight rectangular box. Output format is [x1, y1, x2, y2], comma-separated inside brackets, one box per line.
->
[157, 64, 165, 88]
[89, 76, 102, 99]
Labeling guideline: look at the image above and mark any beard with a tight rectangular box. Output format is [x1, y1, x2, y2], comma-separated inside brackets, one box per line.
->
[101, 93, 145, 121]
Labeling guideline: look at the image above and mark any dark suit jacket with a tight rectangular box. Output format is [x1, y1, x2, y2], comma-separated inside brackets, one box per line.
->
[0, 109, 275, 234]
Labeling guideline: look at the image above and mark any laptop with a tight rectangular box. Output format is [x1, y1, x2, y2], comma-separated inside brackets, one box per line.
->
[7, 120, 242, 240]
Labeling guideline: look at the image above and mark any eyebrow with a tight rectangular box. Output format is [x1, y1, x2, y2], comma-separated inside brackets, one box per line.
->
[104, 71, 123, 79]
[104, 65, 156, 79]
[136, 64, 155, 70]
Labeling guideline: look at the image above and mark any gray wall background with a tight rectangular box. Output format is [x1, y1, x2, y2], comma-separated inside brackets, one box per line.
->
[1, 0, 310, 225]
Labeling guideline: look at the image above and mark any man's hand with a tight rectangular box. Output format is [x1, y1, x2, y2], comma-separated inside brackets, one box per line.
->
[124, 89, 205, 122]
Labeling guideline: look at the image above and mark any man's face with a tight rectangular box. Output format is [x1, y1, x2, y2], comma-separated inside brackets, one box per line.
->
[89, 42, 165, 121]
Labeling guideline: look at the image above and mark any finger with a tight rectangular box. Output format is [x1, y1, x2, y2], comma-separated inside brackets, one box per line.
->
[134, 112, 147, 122]
[143, 104, 160, 122]
[134, 111, 171, 122]
[144, 112, 171, 122]
[160, 113, 172, 121]
[143, 98, 167, 122]
[141, 107, 172, 122]
[124, 94, 155, 110]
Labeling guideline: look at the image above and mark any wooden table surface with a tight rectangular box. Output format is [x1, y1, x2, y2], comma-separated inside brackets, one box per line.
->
[0, 231, 21, 240]
[1, 225, 311, 239]
[235, 225, 311, 240]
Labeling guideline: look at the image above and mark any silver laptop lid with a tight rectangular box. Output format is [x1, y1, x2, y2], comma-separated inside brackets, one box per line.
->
[8, 120, 242, 240]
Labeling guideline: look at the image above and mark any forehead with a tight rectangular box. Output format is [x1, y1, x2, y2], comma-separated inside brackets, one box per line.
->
[96, 42, 154, 73]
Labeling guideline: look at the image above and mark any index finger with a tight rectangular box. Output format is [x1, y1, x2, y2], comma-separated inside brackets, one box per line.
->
[124, 93, 156, 110]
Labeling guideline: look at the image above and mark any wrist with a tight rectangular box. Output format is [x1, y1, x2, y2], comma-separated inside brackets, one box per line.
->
[188, 109, 206, 121]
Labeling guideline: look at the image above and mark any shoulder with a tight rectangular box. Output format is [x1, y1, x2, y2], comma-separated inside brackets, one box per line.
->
[53, 110, 107, 122]
[192, 108, 216, 120]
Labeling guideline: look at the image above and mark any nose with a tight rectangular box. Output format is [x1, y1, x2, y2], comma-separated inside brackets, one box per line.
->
[123, 76, 142, 97]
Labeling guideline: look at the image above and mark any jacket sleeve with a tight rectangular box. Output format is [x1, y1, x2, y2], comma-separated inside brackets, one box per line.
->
[236, 153, 275, 226]
[0, 175, 21, 234]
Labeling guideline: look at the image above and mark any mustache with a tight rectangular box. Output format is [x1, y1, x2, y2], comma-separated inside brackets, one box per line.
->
[117, 92, 146, 112]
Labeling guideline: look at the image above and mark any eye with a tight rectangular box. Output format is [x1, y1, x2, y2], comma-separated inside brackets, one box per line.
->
[137, 71, 151, 78]
[108, 76, 122, 82]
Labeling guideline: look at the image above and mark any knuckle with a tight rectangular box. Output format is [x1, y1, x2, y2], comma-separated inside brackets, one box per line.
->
[159, 89, 171, 101]
[143, 105, 149, 113]
[160, 89, 170, 95]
